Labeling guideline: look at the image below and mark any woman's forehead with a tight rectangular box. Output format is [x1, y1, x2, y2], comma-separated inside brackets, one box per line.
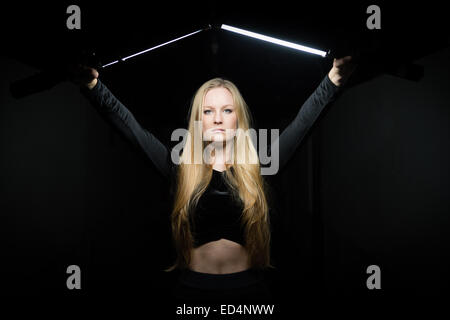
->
[203, 87, 233, 106]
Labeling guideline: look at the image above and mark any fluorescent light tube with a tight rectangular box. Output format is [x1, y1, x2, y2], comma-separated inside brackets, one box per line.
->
[101, 29, 204, 68]
[221, 24, 328, 57]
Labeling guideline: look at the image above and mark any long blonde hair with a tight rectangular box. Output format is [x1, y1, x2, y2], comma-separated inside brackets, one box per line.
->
[165, 78, 273, 271]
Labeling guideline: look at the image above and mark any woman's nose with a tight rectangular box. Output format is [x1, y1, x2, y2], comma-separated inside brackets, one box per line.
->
[214, 113, 223, 124]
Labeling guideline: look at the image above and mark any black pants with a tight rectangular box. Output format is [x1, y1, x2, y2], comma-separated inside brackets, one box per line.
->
[171, 268, 272, 303]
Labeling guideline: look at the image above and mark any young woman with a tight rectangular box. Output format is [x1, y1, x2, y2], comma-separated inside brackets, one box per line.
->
[71, 56, 356, 303]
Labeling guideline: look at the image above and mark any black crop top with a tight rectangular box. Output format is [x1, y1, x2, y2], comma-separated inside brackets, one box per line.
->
[191, 169, 245, 247]
[80, 74, 341, 247]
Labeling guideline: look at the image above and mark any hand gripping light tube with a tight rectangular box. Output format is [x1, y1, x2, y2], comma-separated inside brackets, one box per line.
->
[221, 24, 329, 57]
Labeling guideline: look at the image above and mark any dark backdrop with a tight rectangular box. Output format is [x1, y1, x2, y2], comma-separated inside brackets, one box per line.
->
[1, 0, 449, 314]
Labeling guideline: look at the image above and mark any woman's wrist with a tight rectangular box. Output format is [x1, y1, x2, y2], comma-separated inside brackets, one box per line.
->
[328, 67, 342, 87]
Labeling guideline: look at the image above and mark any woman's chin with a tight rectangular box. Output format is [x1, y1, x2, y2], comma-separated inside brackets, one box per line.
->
[212, 134, 226, 141]
[203, 133, 236, 143]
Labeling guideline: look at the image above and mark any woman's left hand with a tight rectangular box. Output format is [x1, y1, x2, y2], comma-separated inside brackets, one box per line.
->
[328, 56, 358, 87]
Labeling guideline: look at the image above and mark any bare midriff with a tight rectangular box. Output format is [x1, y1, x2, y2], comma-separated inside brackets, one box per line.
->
[189, 238, 250, 274]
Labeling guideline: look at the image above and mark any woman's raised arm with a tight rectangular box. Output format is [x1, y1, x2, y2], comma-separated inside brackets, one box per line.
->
[276, 56, 357, 171]
[69, 65, 173, 179]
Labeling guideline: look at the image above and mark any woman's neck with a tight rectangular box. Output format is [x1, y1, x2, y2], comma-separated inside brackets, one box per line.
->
[208, 141, 233, 170]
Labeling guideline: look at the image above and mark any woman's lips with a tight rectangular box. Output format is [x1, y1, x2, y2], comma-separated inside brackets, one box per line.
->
[212, 129, 225, 132]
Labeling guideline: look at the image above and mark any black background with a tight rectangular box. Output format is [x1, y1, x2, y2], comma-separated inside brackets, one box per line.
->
[1, 0, 449, 316]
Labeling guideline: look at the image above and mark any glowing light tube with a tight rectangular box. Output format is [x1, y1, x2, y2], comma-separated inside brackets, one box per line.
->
[221, 24, 328, 57]
[101, 28, 204, 68]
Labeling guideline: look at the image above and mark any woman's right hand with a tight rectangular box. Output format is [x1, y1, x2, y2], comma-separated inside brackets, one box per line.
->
[67, 64, 99, 90]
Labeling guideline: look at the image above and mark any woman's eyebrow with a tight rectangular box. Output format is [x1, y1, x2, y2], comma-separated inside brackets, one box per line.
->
[203, 104, 234, 108]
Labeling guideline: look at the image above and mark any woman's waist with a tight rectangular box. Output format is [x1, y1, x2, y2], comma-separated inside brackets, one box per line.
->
[189, 238, 249, 274]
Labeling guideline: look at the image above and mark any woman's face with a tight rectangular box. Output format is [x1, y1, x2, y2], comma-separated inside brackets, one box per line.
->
[202, 87, 237, 142]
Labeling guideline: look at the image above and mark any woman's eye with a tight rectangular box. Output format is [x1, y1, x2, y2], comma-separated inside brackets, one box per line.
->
[203, 110, 212, 115]
[224, 109, 233, 114]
